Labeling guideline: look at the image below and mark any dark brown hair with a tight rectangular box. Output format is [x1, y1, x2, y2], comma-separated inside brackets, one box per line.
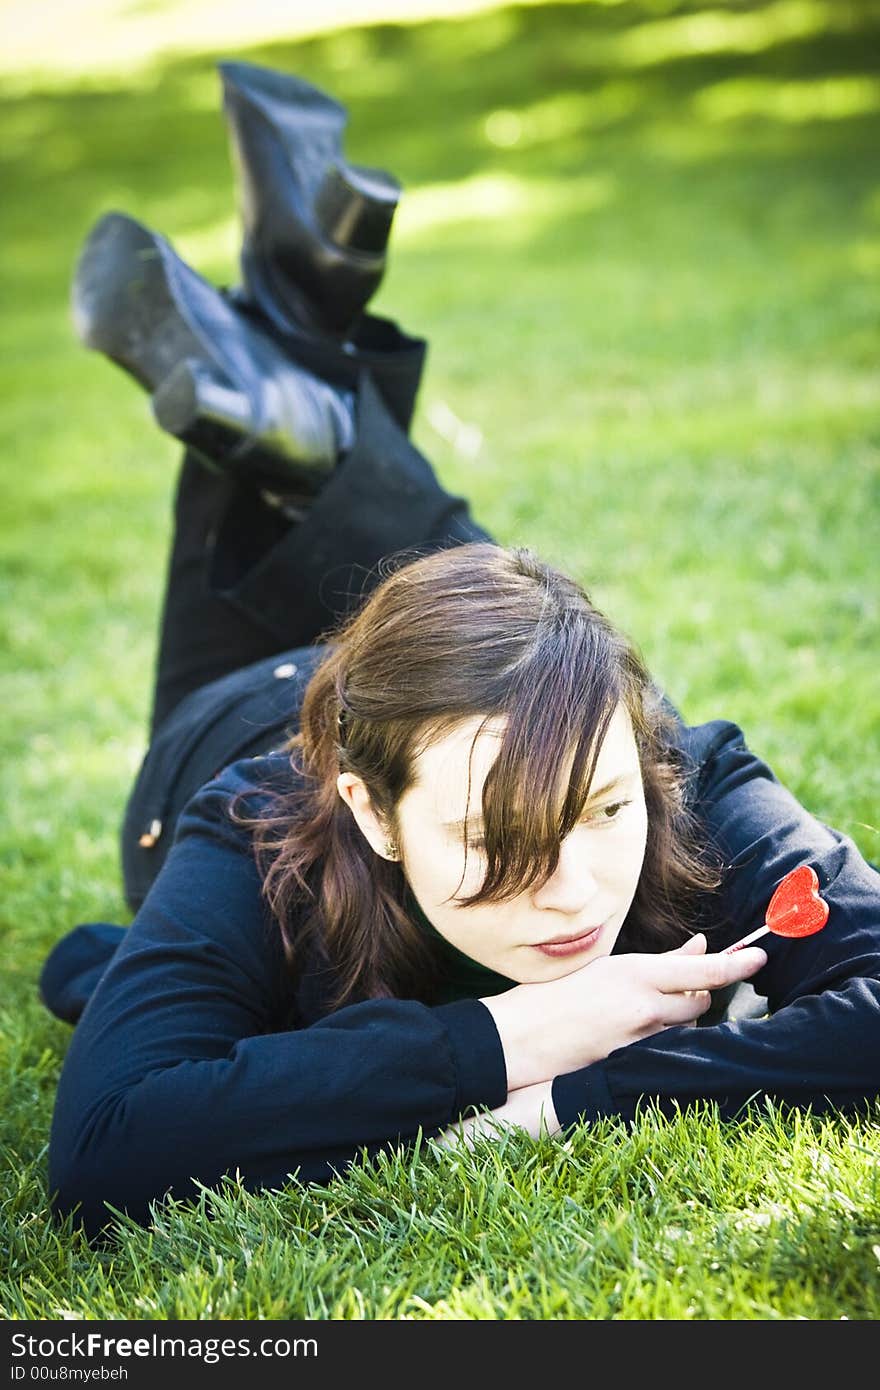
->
[233, 542, 720, 1009]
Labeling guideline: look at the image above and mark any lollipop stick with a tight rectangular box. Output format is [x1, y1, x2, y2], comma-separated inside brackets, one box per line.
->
[723, 924, 771, 955]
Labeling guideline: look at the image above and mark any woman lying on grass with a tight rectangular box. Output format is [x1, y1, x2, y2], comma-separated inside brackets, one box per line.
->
[40, 62, 880, 1244]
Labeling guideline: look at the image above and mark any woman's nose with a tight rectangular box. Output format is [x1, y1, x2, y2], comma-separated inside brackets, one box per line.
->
[530, 831, 599, 913]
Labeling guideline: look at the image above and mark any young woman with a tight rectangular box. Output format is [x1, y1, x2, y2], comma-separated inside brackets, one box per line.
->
[41, 64, 880, 1244]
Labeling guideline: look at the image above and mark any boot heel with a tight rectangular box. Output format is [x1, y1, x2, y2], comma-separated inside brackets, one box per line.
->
[151, 359, 338, 495]
[314, 162, 399, 256]
[151, 358, 252, 467]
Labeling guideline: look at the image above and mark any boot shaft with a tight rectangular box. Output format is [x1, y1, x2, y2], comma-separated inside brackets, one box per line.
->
[220, 60, 400, 339]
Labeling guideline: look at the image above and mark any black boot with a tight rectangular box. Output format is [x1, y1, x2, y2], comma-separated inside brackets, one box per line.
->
[71, 211, 355, 496]
[220, 60, 401, 340]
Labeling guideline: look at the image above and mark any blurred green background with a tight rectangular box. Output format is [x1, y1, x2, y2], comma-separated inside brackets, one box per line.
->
[2, 0, 880, 1320]
[1, 0, 879, 1008]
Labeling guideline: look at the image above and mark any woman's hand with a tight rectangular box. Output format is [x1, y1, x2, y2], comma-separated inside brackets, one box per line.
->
[480, 933, 768, 1091]
[433, 1080, 561, 1151]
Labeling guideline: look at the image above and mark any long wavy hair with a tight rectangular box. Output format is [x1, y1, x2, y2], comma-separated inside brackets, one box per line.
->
[232, 541, 721, 1010]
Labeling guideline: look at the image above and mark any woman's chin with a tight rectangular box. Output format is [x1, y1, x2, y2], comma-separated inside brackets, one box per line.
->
[514, 942, 613, 985]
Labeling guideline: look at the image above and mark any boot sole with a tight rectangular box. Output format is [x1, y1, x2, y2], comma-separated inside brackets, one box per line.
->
[71, 212, 212, 392]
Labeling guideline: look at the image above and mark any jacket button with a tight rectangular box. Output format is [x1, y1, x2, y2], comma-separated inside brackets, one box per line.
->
[273, 662, 298, 679]
[138, 819, 163, 848]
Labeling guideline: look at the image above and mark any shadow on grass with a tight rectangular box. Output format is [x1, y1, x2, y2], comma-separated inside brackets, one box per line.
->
[1, 0, 879, 318]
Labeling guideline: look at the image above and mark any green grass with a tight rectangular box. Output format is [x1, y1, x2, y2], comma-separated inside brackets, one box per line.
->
[4, 1106, 880, 1319]
[2, 0, 880, 1320]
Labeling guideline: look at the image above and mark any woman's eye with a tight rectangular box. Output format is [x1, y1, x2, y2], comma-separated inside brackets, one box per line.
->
[587, 799, 631, 823]
[467, 802, 631, 851]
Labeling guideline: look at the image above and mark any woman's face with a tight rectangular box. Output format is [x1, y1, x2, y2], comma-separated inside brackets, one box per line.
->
[393, 702, 649, 984]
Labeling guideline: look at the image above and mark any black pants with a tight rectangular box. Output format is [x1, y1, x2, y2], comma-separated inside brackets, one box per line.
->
[120, 363, 494, 912]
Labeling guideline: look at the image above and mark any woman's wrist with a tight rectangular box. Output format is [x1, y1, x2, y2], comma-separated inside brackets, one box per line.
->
[434, 1078, 560, 1150]
[479, 988, 536, 1091]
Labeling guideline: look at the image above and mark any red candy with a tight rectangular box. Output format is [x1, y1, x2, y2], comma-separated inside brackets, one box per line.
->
[764, 864, 829, 939]
[723, 864, 830, 954]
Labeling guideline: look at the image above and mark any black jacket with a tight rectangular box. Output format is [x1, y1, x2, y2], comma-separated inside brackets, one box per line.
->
[42, 694, 880, 1240]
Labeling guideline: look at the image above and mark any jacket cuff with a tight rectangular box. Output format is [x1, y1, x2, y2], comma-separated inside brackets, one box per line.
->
[433, 999, 508, 1114]
[551, 1063, 616, 1131]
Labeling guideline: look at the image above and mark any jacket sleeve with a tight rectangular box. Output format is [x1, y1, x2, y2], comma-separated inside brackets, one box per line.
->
[551, 720, 880, 1129]
[48, 760, 507, 1240]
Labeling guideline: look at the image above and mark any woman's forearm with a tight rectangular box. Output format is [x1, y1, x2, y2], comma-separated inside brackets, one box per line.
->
[479, 937, 764, 1091]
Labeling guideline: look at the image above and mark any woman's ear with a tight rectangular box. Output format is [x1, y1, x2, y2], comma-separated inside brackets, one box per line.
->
[336, 773, 397, 860]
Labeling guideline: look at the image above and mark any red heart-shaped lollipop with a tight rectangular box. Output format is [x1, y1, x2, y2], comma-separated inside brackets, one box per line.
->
[765, 864, 829, 938]
[724, 864, 829, 954]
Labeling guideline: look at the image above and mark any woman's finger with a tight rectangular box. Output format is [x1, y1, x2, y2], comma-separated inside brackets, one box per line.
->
[655, 946, 768, 993]
[660, 989, 712, 1026]
[667, 932, 707, 956]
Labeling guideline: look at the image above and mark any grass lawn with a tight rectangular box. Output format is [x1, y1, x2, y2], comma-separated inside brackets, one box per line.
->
[2, 0, 879, 1320]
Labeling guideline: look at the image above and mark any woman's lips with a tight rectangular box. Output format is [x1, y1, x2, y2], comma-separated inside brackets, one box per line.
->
[533, 924, 604, 958]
